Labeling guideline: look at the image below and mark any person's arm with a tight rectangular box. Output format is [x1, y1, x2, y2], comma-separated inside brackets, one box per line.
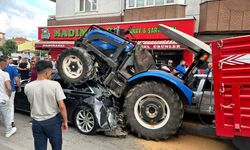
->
[176, 65, 186, 75]
[4, 73, 12, 96]
[58, 100, 68, 131]
[13, 67, 21, 91]
[55, 82, 68, 131]
[14, 76, 21, 91]
[17, 66, 24, 70]
[27, 62, 31, 69]
[17, 63, 25, 71]
[5, 80, 12, 96]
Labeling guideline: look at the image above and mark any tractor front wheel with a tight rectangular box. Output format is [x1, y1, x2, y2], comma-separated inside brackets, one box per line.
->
[124, 81, 183, 140]
[57, 47, 95, 85]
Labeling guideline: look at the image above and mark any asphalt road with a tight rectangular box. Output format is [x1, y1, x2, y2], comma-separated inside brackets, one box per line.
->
[0, 112, 236, 150]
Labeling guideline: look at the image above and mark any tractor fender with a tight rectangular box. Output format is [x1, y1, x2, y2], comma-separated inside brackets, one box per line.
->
[128, 70, 193, 105]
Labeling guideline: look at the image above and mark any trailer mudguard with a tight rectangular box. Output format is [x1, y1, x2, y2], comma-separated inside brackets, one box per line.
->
[128, 70, 193, 104]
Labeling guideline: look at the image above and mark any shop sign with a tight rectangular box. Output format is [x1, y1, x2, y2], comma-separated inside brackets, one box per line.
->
[38, 18, 195, 41]
[41, 28, 51, 39]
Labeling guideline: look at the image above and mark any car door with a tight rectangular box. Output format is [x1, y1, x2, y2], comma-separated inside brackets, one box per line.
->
[14, 80, 30, 112]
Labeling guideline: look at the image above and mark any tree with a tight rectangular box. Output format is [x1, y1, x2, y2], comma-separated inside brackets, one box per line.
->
[0, 40, 17, 56]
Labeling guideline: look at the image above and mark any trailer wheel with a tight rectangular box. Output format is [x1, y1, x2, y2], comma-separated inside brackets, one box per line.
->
[57, 47, 95, 85]
[74, 106, 98, 135]
[124, 81, 183, 140]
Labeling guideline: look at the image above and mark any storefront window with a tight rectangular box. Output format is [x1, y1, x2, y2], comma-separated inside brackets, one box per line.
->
[79, 0, 97, 12]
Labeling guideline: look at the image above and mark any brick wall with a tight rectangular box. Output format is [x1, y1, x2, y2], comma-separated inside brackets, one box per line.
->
[199, 0, 250, 32]
[124, 5, 185, 22]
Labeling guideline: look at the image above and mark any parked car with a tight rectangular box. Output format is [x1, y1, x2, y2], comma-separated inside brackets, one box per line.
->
[14, 78, 101, 134]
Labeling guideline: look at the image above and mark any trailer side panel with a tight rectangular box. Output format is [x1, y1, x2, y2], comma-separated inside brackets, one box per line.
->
[212, 36, 250, 138]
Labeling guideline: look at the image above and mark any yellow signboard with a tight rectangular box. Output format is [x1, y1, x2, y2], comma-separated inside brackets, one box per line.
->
[17, 41, 36, 52]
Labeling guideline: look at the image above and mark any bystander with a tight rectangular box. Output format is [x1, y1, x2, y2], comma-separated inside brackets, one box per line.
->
[176, 60, 187, 78]
[30, 56, 40, 82]
[0, 57, 17, 137]
[1, 55, 21, 127]
[24, 60, 68, 150]
[204, 62, 213, 75]
[17, 58, 30, 80]
[167, 59, 174, 72]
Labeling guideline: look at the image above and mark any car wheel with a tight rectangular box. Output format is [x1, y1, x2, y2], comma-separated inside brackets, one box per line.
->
[74, 106, 98, 135]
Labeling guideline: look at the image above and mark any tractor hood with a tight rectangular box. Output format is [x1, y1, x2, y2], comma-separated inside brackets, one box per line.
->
[158, 24, 212, 54]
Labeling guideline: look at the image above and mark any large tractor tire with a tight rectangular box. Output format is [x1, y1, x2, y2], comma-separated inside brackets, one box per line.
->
[57, 47, 95, 85]
[124, 81, 183, 140]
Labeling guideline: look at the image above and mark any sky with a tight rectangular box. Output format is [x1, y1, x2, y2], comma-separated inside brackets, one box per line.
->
[0, 0, 56, 40]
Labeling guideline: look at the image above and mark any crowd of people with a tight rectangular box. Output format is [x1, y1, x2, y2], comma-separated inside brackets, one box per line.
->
[161, 59, 188, 77]
[161, 59, 212, 78]
[0, 55, 67, 150]
[13, 56, 57, 80]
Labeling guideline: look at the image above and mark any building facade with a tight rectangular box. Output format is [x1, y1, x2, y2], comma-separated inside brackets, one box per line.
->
[48, 0, 124, 26]
[45, 0, 250, 64]
[12, 37, 29, 45]
[48, 0, 188, 26]
[123, 0, 186, 21]
[198, 0, 250, 41]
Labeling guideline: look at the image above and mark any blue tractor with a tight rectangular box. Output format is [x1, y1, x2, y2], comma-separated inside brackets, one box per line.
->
[57, 24, 212, 140]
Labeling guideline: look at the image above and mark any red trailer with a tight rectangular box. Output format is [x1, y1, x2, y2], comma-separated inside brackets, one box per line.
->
[212, 36, 250, 149]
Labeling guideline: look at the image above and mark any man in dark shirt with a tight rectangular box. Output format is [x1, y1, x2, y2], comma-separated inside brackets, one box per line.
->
[30, 56, 40, 82]
[17, 58, 30, 80]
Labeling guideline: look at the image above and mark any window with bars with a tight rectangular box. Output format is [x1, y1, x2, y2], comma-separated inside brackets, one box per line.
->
[79, 0, 97, 12]
[127, 0, 175, 8]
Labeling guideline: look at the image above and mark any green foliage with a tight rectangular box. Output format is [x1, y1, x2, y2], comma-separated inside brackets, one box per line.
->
[0, 40, 17, 56]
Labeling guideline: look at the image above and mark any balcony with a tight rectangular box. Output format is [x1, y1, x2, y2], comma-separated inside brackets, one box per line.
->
[124, 4, 185, 21]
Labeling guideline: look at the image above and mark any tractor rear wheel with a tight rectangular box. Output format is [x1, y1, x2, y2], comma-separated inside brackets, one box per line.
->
[124, 81, 183, 140]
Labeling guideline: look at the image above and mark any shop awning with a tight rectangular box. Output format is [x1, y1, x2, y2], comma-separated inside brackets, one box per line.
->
[35, 40, 183, 50]
[136, 40, 183, 50]
[35, 41, 75, 50]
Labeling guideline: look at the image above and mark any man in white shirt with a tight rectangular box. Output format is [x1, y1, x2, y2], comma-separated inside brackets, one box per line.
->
[25, 60, 68, 150]
[0, 57, 17, 137]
